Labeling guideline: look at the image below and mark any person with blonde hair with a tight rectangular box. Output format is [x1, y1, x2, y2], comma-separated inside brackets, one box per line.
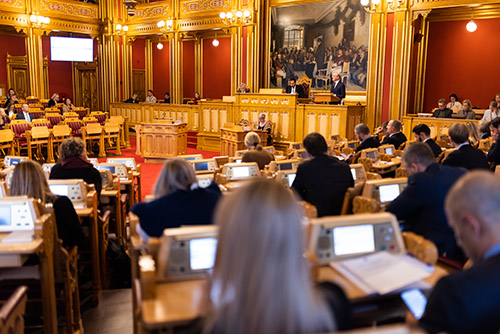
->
[49, 137, 102, 196]
[131, 159, 222, 241]
[457, 99, 475, 119]
[0, 107, 10, 130]
[201, 179, 350, 334]
[241, 131, 274, 169]
[48, 93, 60, 108]
[10, 160, 83, 247]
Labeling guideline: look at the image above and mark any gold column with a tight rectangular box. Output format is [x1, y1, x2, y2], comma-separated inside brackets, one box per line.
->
[365, 12, 387, 130]
[195, 38, 202, 96]
[388, 8, 412, 121]
[247, 24, 259, 92]
[171, 33, 183, 104]
[231, 26, 243, 95]
[257, 0, 270, 89]
[25, 27, 46, 98]
[145, 39, 153, 91]
[413, 14, 429, 114]
[122, 37, 133, 99]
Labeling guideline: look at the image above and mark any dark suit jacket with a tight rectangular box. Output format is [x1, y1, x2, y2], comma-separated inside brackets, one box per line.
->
[355, 136, 380, 153]
[424, 138, 442, 158]
[381, 132, 407, 149]
[316, 43, 326, 70]
[487, 139, 500, 165]
[48, 99, 57, 108]
[50, 159, 102, 197]
[124, 97, 139, 103]
[292, 154, 354, 217]
[433, 108, 453, 118]
[15, 112, 31, 122]
[443, 144, 489, 170]
[330, 81, 346, 100]
[285, 84, 305, 98]
[131, 182, 222, 238]
[386, 163, 466, 259]
[420, 253, 500, 334]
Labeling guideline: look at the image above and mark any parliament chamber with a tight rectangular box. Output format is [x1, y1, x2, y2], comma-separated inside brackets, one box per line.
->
[1, 0, 500, 332]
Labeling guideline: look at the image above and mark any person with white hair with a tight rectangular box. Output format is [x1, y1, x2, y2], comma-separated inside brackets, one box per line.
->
[236, 83, 250, 93]
[241, 131, 274, 170]
[417, 171, 500, 333]
[256, 113, 272, 145]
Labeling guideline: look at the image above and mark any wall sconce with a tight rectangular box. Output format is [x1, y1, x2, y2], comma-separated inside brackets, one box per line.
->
[115, 24, 129, 34]
[157, 42, 164, 50]
[219, 10, 252, 25]
[157, 19, 174, 32]
[212, 33, 219, 47]
[29, 14, 50, 28]
[466, 8, 477, 32]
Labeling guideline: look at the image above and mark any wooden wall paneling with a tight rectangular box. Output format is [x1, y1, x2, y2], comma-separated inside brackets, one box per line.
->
[73, 60, 99, 111]
[132, 69, 146, 101]
[7, 55, 30, 98]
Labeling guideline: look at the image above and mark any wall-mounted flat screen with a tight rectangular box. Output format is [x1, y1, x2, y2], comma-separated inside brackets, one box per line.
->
[50, 36, 93, 62]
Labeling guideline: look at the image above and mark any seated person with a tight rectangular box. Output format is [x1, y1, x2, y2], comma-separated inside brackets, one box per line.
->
[433, 98, 453, 118]
[480, 100, 500, 128]
[131, 159, 222, 241]
[487, 117, 500, 165]
[62, 98, 74, 114]
[457, 99, 475, 119]
[124, 93, 139, 103]
[443, 123, 489, 170]
[292, 133, 353, 217]
[480, 121, 491, 139]
[285, 78, 305, 98]
[15, 103, 32, 123]
[354, 123, 380, 153]
[418, 172, 500, 334]
[374, 120, 389, 142]
[193, 92, 201, 105]
[10, 160, 83, 248]
[145, 89, 157, 103]
[256, 113, 272, 145]
[236, 83, 250, 93]
[446, 93, 462, 112]
[412, 123, 441, 158]
[50, 137, 102, 196]
[161, 92, 170, 104]
[330, 72, 346, 105]
[48, 93, 60, 108]
[199, 179, 350, 333]
[386, 143, 466, 260]
[0, 108, 10, 130]
[380, 120, 407, 149]
[241, 132, 275, 170]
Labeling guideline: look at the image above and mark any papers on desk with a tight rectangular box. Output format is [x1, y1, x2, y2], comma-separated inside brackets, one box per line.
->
[2, 231, 34, 244]
[331, 251, 433, 295]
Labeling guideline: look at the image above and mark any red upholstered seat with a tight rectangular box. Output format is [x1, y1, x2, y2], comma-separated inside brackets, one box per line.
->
[90, 112, 106, 125]
[29, 111, 45, 120]
[47, 113, 62, 127]
[32, 119, 51, 128]
[74, 108, 88, 120]
[11, 122, 30, 139]
[66, 120, 83, 136]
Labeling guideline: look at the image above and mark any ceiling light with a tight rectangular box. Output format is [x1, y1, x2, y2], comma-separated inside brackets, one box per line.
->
[466, 20, 477, 32]
[157, 42, 164, 50]
[212, 38, 219, 47]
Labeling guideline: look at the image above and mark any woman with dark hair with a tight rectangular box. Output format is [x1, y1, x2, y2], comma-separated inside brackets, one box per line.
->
[193, 92, 201, 105]
[447, 93, 462, 112]
[10, 160, 83, 247]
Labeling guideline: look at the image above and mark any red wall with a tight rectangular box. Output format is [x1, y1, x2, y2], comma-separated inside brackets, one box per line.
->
[203, 37, 231, 99]
[183, 40, 195, 99]
[153, 41, 170, 98]
[424, 18, 500, 112]
[381, 13, 394, 123]
[0, 34, 26, 95]
[42, 37, 73, 100]
[132, 39, 145, 70]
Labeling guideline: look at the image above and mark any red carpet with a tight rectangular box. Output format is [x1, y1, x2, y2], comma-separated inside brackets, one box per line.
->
[102, 136, 220, 200]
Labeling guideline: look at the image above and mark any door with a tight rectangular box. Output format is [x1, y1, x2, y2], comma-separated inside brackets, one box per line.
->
[132, 70, 146, 102]
[73, 61, 100, 111]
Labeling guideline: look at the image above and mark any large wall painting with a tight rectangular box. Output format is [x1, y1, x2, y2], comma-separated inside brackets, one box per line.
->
[270, 0, 370, 92]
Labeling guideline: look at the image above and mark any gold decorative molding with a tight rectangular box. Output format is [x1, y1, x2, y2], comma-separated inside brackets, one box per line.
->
[425, 4, 500, 21]
[0, 0, 23, 11]
[40, 0, 98, 19]
[410, 0, 500, 11]
[412, 8, 431, 21]
[180, 0, 231, 17]
[128, 2, 171, 22]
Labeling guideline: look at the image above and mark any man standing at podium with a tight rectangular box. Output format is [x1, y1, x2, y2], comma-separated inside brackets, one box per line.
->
[285, 78, 305, 98]
[330, 73, 345, 105]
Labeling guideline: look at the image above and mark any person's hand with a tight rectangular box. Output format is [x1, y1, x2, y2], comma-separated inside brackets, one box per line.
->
[405, 311, 419, 328]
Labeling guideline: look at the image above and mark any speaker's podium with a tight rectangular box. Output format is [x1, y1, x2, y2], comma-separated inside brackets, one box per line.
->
[220, 124, 267, 157]
[313, 93, 340, 104]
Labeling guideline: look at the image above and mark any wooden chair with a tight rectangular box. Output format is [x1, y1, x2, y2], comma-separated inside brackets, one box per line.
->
[103, 123, 121, 155]
[29, 108, 45, 120]
[25, 125, 53, 162]
[73, 107, 88, 120]
[299, 201, 317, 219]
[83, 116, 100, 125]
[297, 74, 311, 99]
[366, 172, 382, 180]
[10, 120, 30, 155]
[13, 104, 22, 114]
[315, 61, 334, 88]
[40, 99, 50, 109]
[26, 96, 39, 104]
[90, 111, 106, 125]
[46, 113, 63, 127]
[0, 129, 14, 157]
[63, 112, 79, 120]
[51, 124, 72, 160]
[45, 107, 61, 114]
[402, 231, 438, 265]
[357, 157, 373, 173]
[395, 166, 408, 178]
[83, 123, 105, 157]
[31, 118, 51, 128]
[352, 196, 381, 214]
[0, 286, 28, 334]
[65, 119, 83, 137]
[108, 116, 129, 148]
[340, 183, 364, 215]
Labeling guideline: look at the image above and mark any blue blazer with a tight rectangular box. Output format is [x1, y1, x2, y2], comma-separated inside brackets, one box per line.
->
[386, 163, 466, 259]
[131, 182, 222, 238]
[420, 253, 500, 334]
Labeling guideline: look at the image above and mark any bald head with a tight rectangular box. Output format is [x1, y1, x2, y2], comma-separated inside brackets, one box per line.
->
[21, 103, 29, 113]
[445, 171, 500, 262]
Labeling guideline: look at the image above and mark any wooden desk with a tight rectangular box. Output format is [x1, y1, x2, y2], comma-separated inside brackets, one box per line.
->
[141, 279, 205, 330]
[0, 215, 57, 334]
[313, 92, 341, 104]
[317, 265, 447, 300]
[220, 126, 267, 156]
[370, 160, 400, 175]
[101, 186, 124, 245]
[136, 121, 188, 163]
